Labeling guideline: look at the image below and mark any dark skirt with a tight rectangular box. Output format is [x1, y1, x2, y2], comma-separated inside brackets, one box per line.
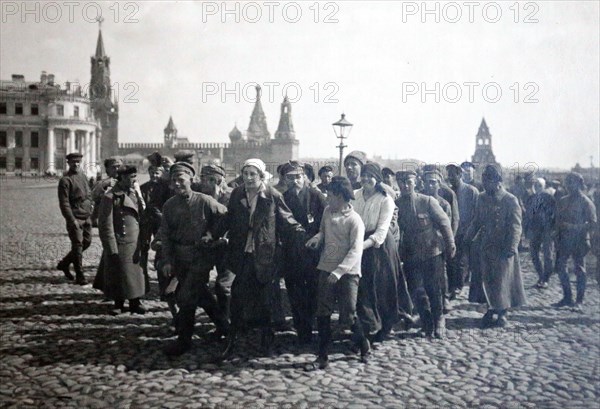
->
[358, 229, 412, 334]
[230, 253, 277, 329]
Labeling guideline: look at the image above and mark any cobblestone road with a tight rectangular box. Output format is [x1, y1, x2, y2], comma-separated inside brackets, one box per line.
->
[1, 177, 599, 408]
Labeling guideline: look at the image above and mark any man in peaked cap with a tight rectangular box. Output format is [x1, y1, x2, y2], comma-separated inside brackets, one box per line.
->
[98, 165, 147, 314]
[553, 172, 597, 310]
[281, 160, 327, 344]
[465, 164, 526, 328]
[57, 152, 93, 285]
[460, 161, 483, 192]
[197, 163, 235, 322]
[160, 161, 231, 356]
[396, 169, 455, 338]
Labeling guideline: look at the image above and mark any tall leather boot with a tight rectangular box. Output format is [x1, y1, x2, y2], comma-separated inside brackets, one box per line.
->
[221, 326, 237, 360]
[316, 316, 331, 368]
[555, 272, 574, 307]
[74, 253, 87, 285]
[575, 272, 587, 304]
[422, 310, 433, 338]
[351, 320, 371, 363]
[164, 309, 194, 357]
[260, 328, 275, 356]
[129, 298, 146, 315]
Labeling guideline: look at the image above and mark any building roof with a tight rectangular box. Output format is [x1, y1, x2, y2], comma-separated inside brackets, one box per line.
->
[95, 29, 106, 58]
[247, 85, 270, 141]
[477, 117, 490, 137]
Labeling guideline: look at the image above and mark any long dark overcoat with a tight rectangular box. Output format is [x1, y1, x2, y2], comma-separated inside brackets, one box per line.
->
[466, 187, 526, 310]
[98, 185, 145, 300]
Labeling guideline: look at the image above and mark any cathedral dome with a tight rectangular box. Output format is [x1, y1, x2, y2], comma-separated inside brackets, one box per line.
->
[229, 125, 242, 142]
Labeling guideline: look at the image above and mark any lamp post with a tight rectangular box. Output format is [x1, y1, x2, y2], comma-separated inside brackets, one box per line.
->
[332, 113, 353, 176]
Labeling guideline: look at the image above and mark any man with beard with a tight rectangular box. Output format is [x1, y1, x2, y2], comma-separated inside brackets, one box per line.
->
[160, 162, 230, 356]
[57, 153, 94, 285]
[281, 161, 327, 344]
[465, 165, 526, 328]
[553, 172, 597, 311]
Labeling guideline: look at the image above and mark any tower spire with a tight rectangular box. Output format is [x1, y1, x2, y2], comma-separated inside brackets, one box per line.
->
[247, 85, 270, 142]
[95, 17, 106, 58]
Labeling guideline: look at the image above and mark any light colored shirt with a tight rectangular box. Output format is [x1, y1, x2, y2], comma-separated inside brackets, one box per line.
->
[243, 183, 265, 253]
[352, 188, 394, 247]
[314, 204, 365, 279]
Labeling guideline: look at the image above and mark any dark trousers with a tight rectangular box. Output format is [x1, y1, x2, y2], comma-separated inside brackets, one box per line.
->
[530, 229, 553, 282]
[175, 260, 228, 342]
[285, 266, 319, 338]
[61, 218, 92, 276]
[449, 238, 470, 291]
[405, 255, 445, 326]
[556, 249, 588, 303]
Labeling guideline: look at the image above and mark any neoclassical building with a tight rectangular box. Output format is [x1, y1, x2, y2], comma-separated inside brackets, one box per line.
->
[0, 73, 102, 176]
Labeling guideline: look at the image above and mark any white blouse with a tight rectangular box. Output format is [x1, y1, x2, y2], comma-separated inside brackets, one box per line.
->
[352, 188, 395, 247]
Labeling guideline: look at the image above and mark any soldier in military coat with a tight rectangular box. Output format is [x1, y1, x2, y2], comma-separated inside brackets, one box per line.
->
[98, 165, 146, 314]
[57, 152, 94, 285]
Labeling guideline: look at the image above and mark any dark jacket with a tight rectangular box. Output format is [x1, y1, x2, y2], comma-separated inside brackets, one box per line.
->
[283, 185, 327, 237]
[555, 192, 597, 256]
[523, 190, 555, 236]
[396, 192, 455, 261]
[58, 170, 93, 222]
[224, 184, 304, 283]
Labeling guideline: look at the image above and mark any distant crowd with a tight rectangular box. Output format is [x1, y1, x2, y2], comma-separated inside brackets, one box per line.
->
[55, 149, 599, 369]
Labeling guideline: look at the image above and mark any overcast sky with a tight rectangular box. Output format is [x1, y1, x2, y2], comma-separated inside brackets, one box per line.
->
[1, 1, 598, 169]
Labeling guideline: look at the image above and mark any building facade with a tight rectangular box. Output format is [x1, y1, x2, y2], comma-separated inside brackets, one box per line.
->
[118, 85, 299, 175]
[0, 73, 102, 176]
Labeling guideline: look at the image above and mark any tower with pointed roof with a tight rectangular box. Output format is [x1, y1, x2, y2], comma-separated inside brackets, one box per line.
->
[90, 25, 119, 158]
[274, 95, 295, 140]
[228, 124, 242, 143]
[164, 116, 178, 148]
[471, 117, 499, 169]
[246, 85, 270, 142]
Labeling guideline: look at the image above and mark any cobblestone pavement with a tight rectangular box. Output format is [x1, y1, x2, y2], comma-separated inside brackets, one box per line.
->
[1, 177, 599, 408]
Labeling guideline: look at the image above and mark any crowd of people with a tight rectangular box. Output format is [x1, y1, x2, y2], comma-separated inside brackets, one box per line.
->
[55, 149, 599, 370]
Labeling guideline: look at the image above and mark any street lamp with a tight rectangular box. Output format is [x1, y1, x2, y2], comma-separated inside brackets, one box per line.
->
[332, 113, 353, 176]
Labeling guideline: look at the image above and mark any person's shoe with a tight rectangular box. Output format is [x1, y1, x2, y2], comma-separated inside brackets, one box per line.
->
[163, 339, 191, 357]
[359, 338, 371, 363]
[433, 319, 444, 339]
[496, 316, 508, 328]
[130, 304, 146, 315]
[204, 327, 228, 343]
[553, 298, 574, 308]
[480, 310, 495, 329]
[572, 302, 584, 313]
[57, 261, 74, 281]
[304, 355, 328, 371]
[75, 275, 87, 285]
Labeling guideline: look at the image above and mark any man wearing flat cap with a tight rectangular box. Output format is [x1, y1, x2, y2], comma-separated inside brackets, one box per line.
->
[553, 172, 597, 310]
[316, 165, 334, 195]
[197, 163, 235, 321]
[281, 161, 327, 343]
[396, 170, 455, 338]
[159, 162, 230, 356]
[139, 159, 172, 283]
[461, 161, 483, 192]
[98, 165, 146, 315]
[446, 163, 480, 299]
[57, 153, 94, 284]
[465, 165, 526, 328]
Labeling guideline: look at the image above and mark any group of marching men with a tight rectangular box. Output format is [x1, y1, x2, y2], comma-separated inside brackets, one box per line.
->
[56, 149, 598, 369]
